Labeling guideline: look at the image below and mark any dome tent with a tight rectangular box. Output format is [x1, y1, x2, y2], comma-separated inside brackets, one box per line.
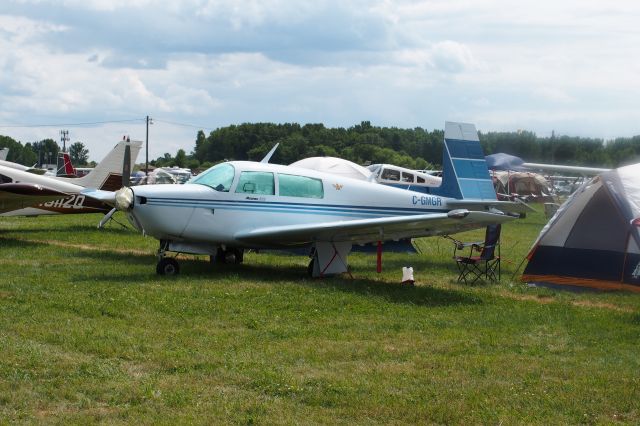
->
[522, 163, 640, 292]
[492, 170, 554, 202]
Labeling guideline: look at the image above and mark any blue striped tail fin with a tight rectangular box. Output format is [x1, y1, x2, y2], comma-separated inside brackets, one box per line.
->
[432, 121, 497, 200]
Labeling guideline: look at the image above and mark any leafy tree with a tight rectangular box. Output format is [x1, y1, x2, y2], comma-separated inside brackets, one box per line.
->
[0, 135, 37, 166]
[187, 158, 200, 170]
[174, 149, 187, 168]
[194, 130, 207, 163]
[30, 139, 60, 167]
[69, 142, 90, 166]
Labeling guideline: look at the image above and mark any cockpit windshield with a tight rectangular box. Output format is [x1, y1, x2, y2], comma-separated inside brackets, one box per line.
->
[189, 163, 235, 192]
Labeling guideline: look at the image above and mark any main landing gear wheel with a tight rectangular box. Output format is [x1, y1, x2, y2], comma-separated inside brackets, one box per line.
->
[213, 248, 244, 264]
[156, 257, 180, 275]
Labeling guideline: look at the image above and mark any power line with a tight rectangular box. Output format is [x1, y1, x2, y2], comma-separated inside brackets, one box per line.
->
[0, 117, 217, 132]
[0, 118, 145, 128]
[153, 118, 215, 131]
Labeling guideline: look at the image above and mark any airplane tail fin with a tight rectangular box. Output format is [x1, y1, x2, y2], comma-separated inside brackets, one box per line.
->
[56, 152, 76, 177]
[431, 121, 496, 200]
[57, 140, 142, 190]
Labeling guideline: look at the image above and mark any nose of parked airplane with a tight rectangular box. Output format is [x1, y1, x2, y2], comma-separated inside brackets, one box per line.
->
[114, 187, 134, 211]
[122, 184, 201, 240]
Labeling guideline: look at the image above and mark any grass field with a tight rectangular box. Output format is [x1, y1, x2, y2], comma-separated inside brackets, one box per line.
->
[1, 209, 639, 424]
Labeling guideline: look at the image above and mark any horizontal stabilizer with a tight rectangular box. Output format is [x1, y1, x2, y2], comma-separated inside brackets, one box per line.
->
[448, 198, 534, 214]
[81, 188, 117, 205]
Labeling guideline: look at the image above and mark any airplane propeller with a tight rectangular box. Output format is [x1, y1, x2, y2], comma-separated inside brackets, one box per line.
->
[98, 143, 131, 229]
[122, 141, 131, 188]
[98, 206, 117, 228]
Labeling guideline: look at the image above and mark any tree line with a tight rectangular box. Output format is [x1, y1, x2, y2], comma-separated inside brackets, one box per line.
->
[174, 122, 640, 170]
[0, 135, 91, 167]
[3, 122, 640, 171]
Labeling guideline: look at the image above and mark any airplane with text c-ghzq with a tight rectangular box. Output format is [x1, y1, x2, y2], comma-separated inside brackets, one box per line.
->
[84, 122, 526, 277]
[0, 139, 141, 216]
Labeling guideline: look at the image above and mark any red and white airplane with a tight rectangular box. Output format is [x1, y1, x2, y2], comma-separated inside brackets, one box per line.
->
[0, 140, 141, 216]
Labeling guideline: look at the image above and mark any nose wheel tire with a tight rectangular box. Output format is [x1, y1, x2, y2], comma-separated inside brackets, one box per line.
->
[157, 257, 180, 275]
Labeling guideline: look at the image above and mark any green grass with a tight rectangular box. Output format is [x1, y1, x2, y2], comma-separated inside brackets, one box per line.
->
[1, 210, 639, 424]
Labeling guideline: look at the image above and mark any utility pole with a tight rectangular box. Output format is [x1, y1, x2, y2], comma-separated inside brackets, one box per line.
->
[145, 115, 153, 175]
[60, 129, 69, 152]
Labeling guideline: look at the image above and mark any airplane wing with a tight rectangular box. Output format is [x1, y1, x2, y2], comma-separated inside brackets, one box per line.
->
[0, 183, 69, 213]
[234, 209, 515, 247]
[521, 162, 609, 175]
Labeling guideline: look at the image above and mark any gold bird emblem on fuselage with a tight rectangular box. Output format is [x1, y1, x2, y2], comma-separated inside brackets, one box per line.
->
[333, 183, 343, 190]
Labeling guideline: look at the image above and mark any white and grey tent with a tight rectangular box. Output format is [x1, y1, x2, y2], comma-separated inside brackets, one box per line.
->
[522, 163, 640, 292]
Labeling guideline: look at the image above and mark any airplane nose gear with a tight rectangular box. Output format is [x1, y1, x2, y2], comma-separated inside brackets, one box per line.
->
[156, 240, 180, 275]
[156, 257, 180, 275]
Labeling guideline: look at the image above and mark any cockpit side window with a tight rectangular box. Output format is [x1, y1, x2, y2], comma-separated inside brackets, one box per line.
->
[0, 174, 12, 183]
[235, 171, 275, 195]
[401, 172, 414, 183]
[381, 168, 400, 181]
[278, 174, 323, 198]
[190, 163, 235, 192]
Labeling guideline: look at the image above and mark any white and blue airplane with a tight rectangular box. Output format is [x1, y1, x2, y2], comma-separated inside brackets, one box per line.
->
[85, 122, 525, 277]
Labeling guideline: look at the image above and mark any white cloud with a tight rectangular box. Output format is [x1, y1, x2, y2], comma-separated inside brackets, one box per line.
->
[0, 14, 67, 41]
[0, 0, 639, 162]
[429, 41, 477, 73]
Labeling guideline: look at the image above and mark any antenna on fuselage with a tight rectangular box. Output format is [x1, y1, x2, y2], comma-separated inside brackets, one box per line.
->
[260, 143, 279, 163]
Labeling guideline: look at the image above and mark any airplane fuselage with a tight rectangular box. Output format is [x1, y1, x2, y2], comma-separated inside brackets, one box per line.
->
[125, 161, 456, 248]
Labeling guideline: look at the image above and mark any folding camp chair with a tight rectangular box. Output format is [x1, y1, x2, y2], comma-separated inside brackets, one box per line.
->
[449, 224, 501, 284]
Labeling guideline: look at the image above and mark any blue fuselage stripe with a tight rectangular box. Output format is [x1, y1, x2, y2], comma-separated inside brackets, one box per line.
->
[143, 198, 443, 217]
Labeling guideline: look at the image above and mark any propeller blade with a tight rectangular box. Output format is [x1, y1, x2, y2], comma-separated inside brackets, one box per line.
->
[122, 143, 131, 187]
[98, 207, 117, 229]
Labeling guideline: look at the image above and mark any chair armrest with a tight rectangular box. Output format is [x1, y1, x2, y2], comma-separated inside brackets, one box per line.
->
[452, 240, 484, 257]
[462, 241, 484, 248]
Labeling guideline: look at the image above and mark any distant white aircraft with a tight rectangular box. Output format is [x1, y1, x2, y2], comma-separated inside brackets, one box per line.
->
[0, 140, 141, 216]
[85, 122, 524, 277]
[520, 162, 609, 175]
[485, 152, 609, 176]
[290, 157, 444, 190]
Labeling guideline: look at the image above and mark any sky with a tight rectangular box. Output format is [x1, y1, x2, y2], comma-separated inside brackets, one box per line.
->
[0, 0, 639, 162]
